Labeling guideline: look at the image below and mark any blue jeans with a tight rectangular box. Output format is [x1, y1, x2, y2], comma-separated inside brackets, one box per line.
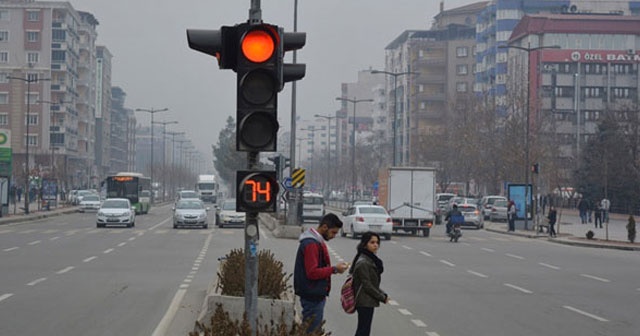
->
[300, 297, 326, 333]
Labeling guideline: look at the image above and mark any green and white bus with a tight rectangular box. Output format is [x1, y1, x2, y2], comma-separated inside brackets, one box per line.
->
[105, 172, 152, 214]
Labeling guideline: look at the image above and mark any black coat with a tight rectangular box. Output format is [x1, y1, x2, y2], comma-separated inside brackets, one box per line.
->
[352, 254, 386, 308]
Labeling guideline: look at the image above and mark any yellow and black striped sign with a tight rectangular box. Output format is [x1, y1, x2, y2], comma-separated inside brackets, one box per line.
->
[291, 168, 305, 188]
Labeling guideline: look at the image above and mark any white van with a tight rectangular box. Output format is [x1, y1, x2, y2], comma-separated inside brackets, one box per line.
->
[302, 192, 325, 222]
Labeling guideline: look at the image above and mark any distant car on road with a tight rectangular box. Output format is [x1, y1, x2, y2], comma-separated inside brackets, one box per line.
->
[480, 195, 507, 219]
[173, 199, 209, 229]
[457, 203, 483, 229]
[489, 199, 509, 222]
[341, 204, 393, 240]
[96, 198, 135, 228]
[217, 199, 245, 228]
[176, 190, 200, 203]
[79, 194, 101, 212]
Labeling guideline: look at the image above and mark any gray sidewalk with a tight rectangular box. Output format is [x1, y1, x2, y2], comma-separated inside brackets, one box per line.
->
[1, 200, 78, 225]
[484, 208, 640, 251]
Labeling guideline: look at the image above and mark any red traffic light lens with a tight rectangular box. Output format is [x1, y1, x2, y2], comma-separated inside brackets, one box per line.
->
[241, 29, 275, 63]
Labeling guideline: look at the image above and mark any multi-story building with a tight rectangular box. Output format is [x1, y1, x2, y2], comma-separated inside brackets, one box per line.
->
[109, 86, 135, 174]
[381, 2, 484, 166]
[507, 14, 640, 184]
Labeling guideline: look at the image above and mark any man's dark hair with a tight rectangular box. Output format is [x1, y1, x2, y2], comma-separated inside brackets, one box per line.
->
[319, 213, 343, 229]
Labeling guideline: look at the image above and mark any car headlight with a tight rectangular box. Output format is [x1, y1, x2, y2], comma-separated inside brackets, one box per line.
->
[97, 211, 104, 216]
[123, 211, 131, 217]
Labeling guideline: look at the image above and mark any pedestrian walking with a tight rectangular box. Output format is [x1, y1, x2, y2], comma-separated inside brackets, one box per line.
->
[577, 198, 589, 224]
[547, 205, 557, 237]
[594, 204, 603, 228]
[349, 231, 389, 336]
[507, 200, 517, 232]
[16, 186, 22, 202]
[600, 197, 611, 223]
[294, 213, 349, 333]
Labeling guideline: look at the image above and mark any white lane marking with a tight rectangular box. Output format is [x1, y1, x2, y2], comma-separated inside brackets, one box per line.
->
[563, 305, 609, 322]
[19, 229, 36, 234]
[506, 253, 524, 260]
[42, 229, 58, 234]
[179, 284, 189, 289]
[259, 228, 268, 240]
[155, 230, 169, 234]
[151, 288, 187, 336]
[56, 266, 74, 274]
[539, 262, 560, 270]
[411, 319, 427, 327]
[118, 242, 127, 247]
[128, 237, 136, 241]
[388, 300, 399, 306]
[50, 236, 60, 241]
[3, 247, 19, 252]
[28, 240, 41, 245]
[439, 259, 456, 267]
[0, 293, 13, 302]
[0, 229, 13, 234]
[426, 332, 441, 336]
[482, 247, 495, 252]
[149, 217, 172, 231]
[398, 308, 413, 315]
[192, 267, 199, 271]
[467, 270, 488, 278]
[580, 274, 610, 283]
[420, 251, 432, 257]
[402, 245, 413, 250]
[83, 256, 97, 263]
[183, 278, 192, 283]
[103, 248, 114, 254]
[504, 283, 533, 294]
[389, 241, 398, 244]
[26, 278, 47, 286]
[461, 242, 471, 246]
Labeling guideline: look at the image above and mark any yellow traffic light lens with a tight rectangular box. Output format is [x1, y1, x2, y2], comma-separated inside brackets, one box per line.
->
[242, 29, 275, 63]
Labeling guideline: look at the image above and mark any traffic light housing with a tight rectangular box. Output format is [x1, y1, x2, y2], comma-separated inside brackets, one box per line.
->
[236, 170, 279, 212]
[236, 23, 280, 152]
[531, 163, 539, 174]
[187, 26, 239, 69]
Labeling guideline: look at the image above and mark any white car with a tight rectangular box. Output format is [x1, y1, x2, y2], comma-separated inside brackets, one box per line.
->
[173, 199, 209, 229]
[341, 205, 393, 240]
[457, 203, 484, 229]
[217, 199, 245, 228]
[79, 194, 101, 212]
[96, 198, 136, 228]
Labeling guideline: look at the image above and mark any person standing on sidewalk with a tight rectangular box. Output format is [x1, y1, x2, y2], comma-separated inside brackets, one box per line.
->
[577, 198, 589, 224]
[507, 200, 517, 232]
[350, 231, 389, 336]
[547, 205, 558, 237]
[600, 197, 611, 224]
[294, 213, 349, 333]
[594, 204, 603, 228]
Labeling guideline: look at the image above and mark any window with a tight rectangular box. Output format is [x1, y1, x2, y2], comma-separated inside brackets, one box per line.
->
[52, 29, 65, 41]
[418, 84, 424, 92]
[0, 73, 7, 83]
[27, 73, 37, 82]
[0, 92, 7, 104]
[27, 10, 39, 22]
[27, 52, 39, 64]
[0, 52, 7, 63]
[0, 113, 7, 125]
[456, 46, 468, 58]
[0, 31, 7, 42]
[25, 114, 38, 126]
[456, 82, 468, 92]
[26, 31, 39, 42]
[0, 10, 9, 21]
[25, 134, 37, 146]
[25, 93, 38, 105]
[51, 50, 66, 62]
[456, 64, 468, 75]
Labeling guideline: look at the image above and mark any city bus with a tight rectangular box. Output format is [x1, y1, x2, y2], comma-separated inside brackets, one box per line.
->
[104, 172, 151, 214]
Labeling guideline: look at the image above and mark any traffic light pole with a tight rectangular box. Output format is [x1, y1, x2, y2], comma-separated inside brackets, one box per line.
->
[245, 151, 259, 333]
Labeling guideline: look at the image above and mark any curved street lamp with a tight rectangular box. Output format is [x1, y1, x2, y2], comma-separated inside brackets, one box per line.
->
[135, 107, 168, 184]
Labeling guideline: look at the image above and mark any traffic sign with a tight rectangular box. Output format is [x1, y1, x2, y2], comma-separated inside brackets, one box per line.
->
[282, 177, 293, 190]
[291, 168, 305, 188]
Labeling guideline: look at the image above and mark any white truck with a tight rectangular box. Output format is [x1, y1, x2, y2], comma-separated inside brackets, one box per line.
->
[377, 167, 436, 237]
[195, 174, 218, 203]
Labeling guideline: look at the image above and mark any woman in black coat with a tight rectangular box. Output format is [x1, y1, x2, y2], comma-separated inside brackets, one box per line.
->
[349, 231, 389, 336]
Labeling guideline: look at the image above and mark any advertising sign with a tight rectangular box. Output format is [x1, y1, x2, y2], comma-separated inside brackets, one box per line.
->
[42, 178, 58, 201]
[508, 184, 532, 220]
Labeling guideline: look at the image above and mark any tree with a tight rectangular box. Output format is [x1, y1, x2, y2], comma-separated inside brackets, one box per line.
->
[212, 117, 246, 194]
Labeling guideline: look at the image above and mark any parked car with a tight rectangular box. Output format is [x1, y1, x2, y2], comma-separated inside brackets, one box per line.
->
[217, 199, 245, 228]
[79, 194, 101, 212]
[457, 203, 483, 229]
[173, 199, 209, 229]
[96, 198, 135, 228]
[341, 205, 393, 240]
[480, 195, 507, 219]
[489, 199, 509, 222]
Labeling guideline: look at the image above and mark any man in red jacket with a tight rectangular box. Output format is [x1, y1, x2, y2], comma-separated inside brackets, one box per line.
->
[294, 213, 349, 333]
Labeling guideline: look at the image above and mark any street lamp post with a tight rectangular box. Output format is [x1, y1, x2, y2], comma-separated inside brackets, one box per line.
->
[499, 42, 560, 231]
[135, 108, 168, 185]
[370, 70, 419, 166]
[152, 120, 178, 202]
[37, 99, 70, 206]
[314, 113, 342, 194]
[335, 97, 373, 201]
[166, 131, 185, 199]
[8, 75, 50, 215]
[300, 126, 317, 187]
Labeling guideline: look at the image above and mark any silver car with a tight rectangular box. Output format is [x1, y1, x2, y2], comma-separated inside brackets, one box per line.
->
[79, 194, 101, 212]
[96, 198, 135, 228]
[489, 199, 509, 222]
[458, 204, 483, 229]
[173, 199, 209, 229]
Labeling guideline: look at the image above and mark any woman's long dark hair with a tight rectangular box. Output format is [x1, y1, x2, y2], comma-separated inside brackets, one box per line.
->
[350, 231, 382, 272]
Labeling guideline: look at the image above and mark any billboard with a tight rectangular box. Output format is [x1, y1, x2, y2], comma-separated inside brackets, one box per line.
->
[508, 184, 533, 220]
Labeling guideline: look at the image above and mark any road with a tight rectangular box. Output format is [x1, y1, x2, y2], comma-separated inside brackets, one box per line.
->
[1, 206, 639, 335]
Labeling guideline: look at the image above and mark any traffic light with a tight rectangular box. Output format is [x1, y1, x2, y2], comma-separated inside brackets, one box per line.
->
[186, 26, 239, 70]
[531, 163, 539, 174]
[236, 170, 279, 212]
[236, 23, 280, 152]
[279, 30, 306, 90]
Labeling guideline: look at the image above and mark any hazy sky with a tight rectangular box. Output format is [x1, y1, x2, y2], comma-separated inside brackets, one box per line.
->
[73, 0, 478, 168]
